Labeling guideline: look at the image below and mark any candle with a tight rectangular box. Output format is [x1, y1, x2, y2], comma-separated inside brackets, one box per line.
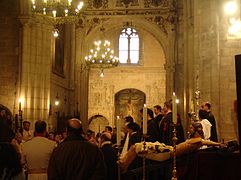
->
[143, 104, 147, 135]
[19, 101, 21, 111]
[116, 116, 121, 146]
[172, 92, 177, 124]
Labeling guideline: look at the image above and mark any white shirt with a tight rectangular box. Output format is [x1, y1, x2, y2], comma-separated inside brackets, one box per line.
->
[23, 136, 56, 171]
[200, 119, 212, 140]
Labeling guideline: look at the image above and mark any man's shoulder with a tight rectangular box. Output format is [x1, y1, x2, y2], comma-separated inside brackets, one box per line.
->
[57, 138, 98, 149]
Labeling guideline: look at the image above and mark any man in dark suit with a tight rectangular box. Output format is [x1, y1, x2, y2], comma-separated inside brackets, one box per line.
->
[203, 102, 218, 142]
[99, 132, 118, 180]
[48, 118, 106, 180]
[159, 100, 174, 146]
[140, 108, 161, 142]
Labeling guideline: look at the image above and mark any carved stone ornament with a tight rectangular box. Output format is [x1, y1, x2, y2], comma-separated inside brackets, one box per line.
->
[88, 0, 108, 9]
[145, 15, 169, 35]
[144, 0, 169, 8]
[116, 0, 139, 8]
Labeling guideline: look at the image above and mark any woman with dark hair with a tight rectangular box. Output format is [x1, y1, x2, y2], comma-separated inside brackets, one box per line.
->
[0, 142, 24, 180]
[189, 122, 205, 139]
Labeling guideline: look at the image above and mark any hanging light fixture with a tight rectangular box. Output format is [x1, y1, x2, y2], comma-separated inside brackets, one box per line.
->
[85, 40, 119, 70]
[31, 0, 84, 24]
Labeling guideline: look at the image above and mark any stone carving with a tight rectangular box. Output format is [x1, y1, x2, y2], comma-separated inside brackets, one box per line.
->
[144, 0, 169, 8]
[116, 0, 139, 8]
[145, 16, 169, 35]
[88, 0, 108, 9]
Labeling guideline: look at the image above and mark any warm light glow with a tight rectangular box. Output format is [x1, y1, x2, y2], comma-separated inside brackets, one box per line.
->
[224, 1, 238, 15]
[18, 98, 24, 105]
[100, 70, 104, 77]
[228, 19, 241, 35]
[31, 0, 84, 23]
[85, 39, 119, 69]
[55, 100, 59, 106]
[53, 29, 59, 37]
[52, 10, 56, 17]
[176, 99, 180, 104]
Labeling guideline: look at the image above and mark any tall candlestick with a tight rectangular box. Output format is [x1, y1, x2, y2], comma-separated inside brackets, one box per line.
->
[116, 116, 121, 146]
[19, 101, 21, 112]
[172, 92, 177, 124]
[143, 104, 147, 135]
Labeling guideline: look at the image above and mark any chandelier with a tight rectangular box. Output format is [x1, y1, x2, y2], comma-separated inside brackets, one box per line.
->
[85, 40, 119, 70]
[31, 0, 84, 24]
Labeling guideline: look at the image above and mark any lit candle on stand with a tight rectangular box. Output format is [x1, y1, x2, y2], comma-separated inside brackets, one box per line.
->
[143, 104, 147, 135]
[116, 116, 121, 146]
[19, 101, 22, 112]
[172, 92, 177, 124]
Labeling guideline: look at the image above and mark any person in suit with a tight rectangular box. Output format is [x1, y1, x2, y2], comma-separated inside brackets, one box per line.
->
[99, 132, 118, 180]
[48, 118, 106, 180]
[126, 122, 142, 149]
[203, 102, 218, 142]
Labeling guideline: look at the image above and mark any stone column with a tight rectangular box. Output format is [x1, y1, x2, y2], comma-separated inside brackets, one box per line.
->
[19, 18, 52, 125]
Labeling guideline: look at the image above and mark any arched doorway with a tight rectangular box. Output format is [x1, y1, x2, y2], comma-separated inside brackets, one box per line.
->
[88, 114, 109, 134]
[115, 88, 145, 124]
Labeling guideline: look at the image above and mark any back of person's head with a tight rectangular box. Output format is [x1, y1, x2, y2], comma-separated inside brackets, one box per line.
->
[100, 132, 112, 142]
[198, 109, 209, 120]
[0, 142, 22, 179]
[67, 118, 83, 136]
[127, 122, 140, 132]
[190, 122, 204, 139]
[125, 116, 134, 123]
[147, 108, 154, 119]
[105, 126, 112, 132]
[86, 129, 94, 138]
[204, 102, 211, 109]
[154, 105, 162, 111]
[35, 120, 47, 134]
[164, 100, 172, 110]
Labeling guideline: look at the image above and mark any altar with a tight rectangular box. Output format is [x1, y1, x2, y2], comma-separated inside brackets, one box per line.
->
[121, 149, 240, 180]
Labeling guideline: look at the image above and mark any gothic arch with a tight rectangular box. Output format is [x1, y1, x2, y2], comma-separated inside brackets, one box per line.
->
[84, 17, 170, 65]
[88, 114, 109, 133]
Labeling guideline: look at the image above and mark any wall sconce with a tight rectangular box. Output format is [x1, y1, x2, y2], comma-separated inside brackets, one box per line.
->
[55, 94, 60, 106]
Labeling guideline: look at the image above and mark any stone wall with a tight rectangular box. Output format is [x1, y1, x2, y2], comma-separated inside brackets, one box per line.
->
[179, 0, 239, 141]
[88, 28, 166, 127]
[0, 0, 20, 116]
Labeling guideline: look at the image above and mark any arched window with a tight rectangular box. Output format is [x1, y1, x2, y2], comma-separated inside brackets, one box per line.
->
[119, 27, 139, 64]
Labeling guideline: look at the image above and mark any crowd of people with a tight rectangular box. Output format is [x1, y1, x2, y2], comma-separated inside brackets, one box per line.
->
[0, 100, 219, 180]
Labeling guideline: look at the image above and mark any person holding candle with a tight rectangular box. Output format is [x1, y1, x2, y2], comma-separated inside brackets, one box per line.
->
[140, 108, 160, 142]
[159, 100, 175, 145]
[160, 100, 185, 145]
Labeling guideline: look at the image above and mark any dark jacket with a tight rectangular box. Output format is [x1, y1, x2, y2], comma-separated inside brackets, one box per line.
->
[207, 111, 218, 142]
[100, 142, 118, 180]
[48, 134, 107, 180]
[147, 118, 161, 142]
[159, 112, 174, 145]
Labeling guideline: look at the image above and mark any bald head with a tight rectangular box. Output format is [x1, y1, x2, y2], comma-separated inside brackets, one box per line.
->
[67, 118, 83, 136]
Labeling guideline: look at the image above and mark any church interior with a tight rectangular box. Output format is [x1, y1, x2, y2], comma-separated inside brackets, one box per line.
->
[0, 0, 241, 179]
